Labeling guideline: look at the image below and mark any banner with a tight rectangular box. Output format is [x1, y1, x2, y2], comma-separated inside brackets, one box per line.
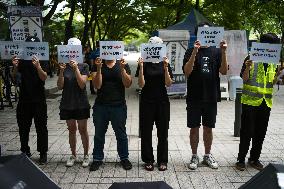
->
[140, 43, 166, 62]
[223, 30, 248, 76]
[57, 45, 83, 63]
[8, 6, 43, 42]
[0, 41, 49, 60]
[100, 41, 124, 60]
[250, 42, 281, 64]
[197, 27, 224, 47]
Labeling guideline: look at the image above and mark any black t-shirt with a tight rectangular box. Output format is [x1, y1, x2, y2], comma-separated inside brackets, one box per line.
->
[92, 61, 131, 105]
[135, 62, 173, 103]
[17, 60, 48, 103]
[60, 63, 90, 110]
[182, 47, 222, 103]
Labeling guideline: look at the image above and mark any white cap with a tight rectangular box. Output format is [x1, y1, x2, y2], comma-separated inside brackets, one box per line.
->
[148, 36, 163, 44]
[67, 38, 81, 45]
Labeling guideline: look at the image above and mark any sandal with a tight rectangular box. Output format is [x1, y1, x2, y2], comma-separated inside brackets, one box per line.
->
[158, 163, 167, 171]
[144, 163, 154, 171]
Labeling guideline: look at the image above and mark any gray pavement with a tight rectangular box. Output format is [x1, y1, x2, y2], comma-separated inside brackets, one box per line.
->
[1, 73, 284, 189]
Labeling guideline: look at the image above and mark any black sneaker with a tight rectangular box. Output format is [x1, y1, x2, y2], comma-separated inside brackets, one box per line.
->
[120, 159, 132, 170]
[248, 160, 264, 170]
[39, 153, 47, 165]
[90, 161, 103, 171]
[235, 161, 246, 171]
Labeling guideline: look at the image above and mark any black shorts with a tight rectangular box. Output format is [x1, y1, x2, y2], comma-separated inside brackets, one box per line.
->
[186, 102, 217, 128]
[60, 108, 90, 120]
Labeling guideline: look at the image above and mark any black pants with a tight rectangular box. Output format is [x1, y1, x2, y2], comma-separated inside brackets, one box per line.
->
[237, 101, 271, 162]
[140, 101, 169, 164]
[16, 101, 48, 154]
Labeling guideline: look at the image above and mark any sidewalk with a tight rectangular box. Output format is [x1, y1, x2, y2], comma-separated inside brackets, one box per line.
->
[0, 76, 284, 189]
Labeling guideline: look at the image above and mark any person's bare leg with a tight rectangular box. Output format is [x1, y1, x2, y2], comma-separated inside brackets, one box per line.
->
[77, 119, 89, 156]
[190, 127, 199, 154]
[67, 120, 77, 157]
[203, 126, 213, 154]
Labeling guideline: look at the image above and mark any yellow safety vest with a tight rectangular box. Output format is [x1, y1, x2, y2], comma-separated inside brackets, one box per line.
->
[241, 63, 276, 108]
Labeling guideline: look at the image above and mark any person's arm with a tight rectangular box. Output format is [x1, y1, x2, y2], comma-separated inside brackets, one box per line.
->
[11, 56, 19, 81]
[137, 57, 145, 88]
[183, 40, 200, 77]
[273, 64, 284, 84]
[32, 56, 47, 81]
[120, 58, 132, 88]
[92, 57, 103, 89]
[69, 60, 88, 89]
[163, 57, 173, 87]
[219, 40, 228, 75]
[57, 63, 66, 90]
[242, 60, 253, 82]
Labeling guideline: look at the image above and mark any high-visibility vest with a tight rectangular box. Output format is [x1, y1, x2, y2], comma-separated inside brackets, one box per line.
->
[241, 63, 276, 108]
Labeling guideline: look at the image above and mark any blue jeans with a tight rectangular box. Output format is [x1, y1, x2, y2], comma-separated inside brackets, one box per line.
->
[92, 104, 129, 161]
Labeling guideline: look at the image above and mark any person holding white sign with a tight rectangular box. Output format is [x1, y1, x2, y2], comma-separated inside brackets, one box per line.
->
[11, 36, 49, 165]
[135, 36, 173, 171]
[183, 22, 228, 170]
[236, 33, 284, 171]
[89, 56, 132, 171]
[57, 38, 91, 168]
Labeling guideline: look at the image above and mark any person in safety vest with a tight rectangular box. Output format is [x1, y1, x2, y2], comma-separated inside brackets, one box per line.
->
[236, 33, 283, 171]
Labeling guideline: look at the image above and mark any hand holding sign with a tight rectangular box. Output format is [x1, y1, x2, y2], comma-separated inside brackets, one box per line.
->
[137, 57, 144, 67]
[220, 40, 227, 52]
[193, 40, 201, 53]
[245, 60, 253, 69]
[120, 58, 126, 70]
[69, 60, 79, 71]
[32, 55, 40, 69]
[58, 63, 66, 72]
[163, 57, 169, 69]
[94, 57, 102, 69]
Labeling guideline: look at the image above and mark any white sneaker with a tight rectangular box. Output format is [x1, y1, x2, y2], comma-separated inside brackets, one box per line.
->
[82, 155, 89, 168]
[188, 155, 199, 170]
[203, 154, 218, 169]
[66, 155, 76, 167]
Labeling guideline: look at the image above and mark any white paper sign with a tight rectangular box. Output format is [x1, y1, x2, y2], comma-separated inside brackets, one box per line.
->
[57, 45, 83, 63]
[0, 41, 49, 60]
[23, 42, 49, 60]
[141, 43, 166, 62]
[250, 42, 281, 64]
[100, 41, 124, 60]
[197, 27, 224, 47]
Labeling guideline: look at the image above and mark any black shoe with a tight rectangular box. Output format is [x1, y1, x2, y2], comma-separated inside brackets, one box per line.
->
[39, 153, 47, 165]
[235, 161, 246, 171]
[90, 161, 103, 171]
[120, 159, 132, 170]
[248, 160, 264, 170]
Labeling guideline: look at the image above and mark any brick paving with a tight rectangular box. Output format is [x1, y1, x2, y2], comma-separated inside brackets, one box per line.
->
[1, 74, 284, 189]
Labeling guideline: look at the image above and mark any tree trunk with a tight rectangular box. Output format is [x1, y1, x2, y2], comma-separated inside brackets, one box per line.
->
[43, 0, 61, 25]
[175, 0, 184, 24]
[195, 0, 199, 10]
[81, 0, 90, 47]
[64, 0, 76, 44]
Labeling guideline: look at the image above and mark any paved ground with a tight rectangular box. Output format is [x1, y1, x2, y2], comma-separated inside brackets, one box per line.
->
[1, 68, 284, 189]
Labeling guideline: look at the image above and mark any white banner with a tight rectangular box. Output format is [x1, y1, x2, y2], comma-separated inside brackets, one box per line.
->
[223, 30, 248, 76]
[57, 45, 83, 63]
[100, 41, 124, 60]
[197, 27, 224, 47]
[250, 42, 281, 64]
[0, 41, 49, 60]
[141, 43, 166, 62]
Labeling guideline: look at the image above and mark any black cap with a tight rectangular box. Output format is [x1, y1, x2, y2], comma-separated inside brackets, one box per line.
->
[260, 33, 280, 44]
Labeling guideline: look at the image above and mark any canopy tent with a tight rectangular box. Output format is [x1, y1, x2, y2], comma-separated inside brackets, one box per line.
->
[166, 8, 212, 35]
